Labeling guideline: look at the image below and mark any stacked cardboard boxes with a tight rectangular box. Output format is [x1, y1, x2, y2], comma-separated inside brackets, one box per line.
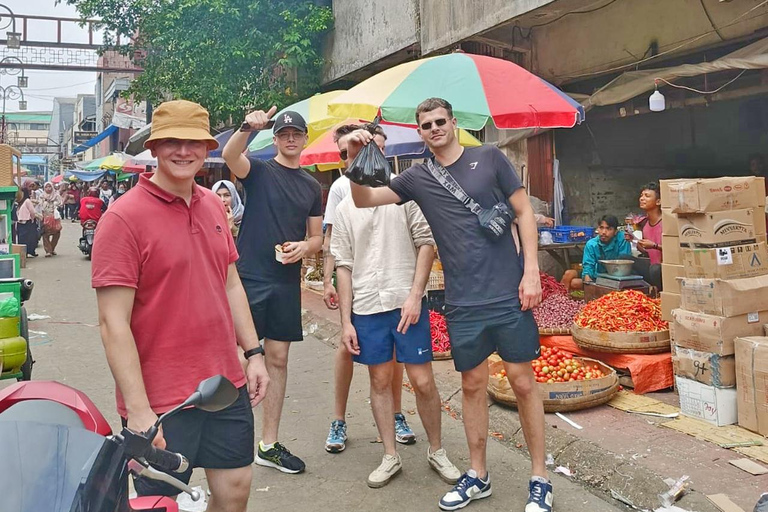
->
[661, 176, 767, 426]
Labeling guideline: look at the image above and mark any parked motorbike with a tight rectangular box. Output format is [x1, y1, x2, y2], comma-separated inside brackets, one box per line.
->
[0, 374, 239, 512]
[0, 277, 35, 382]
[79, 219, 98, 259]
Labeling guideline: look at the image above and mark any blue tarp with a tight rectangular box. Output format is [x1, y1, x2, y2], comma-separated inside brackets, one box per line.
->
[72, 125, 118, 155]
[21, 155, 47, 165]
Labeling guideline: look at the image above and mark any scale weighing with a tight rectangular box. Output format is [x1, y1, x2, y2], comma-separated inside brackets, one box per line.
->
[594, 273, 648, 290]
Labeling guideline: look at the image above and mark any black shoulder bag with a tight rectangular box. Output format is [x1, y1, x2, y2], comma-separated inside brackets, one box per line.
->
[426, 158, 515, 241]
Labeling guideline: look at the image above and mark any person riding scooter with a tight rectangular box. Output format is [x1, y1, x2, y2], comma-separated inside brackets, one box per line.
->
[79, 187, 104, 258]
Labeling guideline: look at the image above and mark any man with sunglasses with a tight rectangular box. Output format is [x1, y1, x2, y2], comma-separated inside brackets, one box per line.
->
[223, 107, 323, 475]
[347, 98, 550, 512]
[331, 123, 460, 489]
[323, 124, 416, 454]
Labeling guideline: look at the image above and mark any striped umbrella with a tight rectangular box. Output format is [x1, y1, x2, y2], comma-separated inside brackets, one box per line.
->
[327, 53, 585, 131]
[248, 90, 348, 152]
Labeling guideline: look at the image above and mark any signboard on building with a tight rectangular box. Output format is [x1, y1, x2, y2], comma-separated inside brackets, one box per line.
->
[74, 131, 98, 144]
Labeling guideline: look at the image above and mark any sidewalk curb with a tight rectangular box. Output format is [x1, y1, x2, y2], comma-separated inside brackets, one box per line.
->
[300, 306, 719, 512]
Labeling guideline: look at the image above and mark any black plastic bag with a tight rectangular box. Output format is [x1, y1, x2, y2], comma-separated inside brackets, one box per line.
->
[344, 118, 391, 188]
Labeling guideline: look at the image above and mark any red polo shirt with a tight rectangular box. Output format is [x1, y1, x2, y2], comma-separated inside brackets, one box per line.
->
[91, 174, 246, 416]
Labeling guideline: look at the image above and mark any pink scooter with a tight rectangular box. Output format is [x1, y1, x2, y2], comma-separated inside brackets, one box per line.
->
[0, 374, 237, 512]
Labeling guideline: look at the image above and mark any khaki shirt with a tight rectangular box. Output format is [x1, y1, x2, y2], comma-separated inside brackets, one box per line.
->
[330, 195, 434, 315]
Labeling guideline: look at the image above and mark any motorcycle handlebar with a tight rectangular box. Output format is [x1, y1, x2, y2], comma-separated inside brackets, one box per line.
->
[144, 446, 189, 474]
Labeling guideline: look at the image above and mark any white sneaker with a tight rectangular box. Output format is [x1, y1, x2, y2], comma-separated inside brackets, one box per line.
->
[428, 447, 462, 484]
[367, 453, 402, 488]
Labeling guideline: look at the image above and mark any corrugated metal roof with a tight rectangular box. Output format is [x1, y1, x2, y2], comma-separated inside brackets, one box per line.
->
[4, 112, 52, 122]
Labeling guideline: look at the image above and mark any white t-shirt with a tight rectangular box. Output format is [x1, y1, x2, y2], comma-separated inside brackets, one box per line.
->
[323, 175, 351, 226]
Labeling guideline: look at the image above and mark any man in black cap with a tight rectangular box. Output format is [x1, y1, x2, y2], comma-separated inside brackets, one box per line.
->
[223, 107, 323, 474]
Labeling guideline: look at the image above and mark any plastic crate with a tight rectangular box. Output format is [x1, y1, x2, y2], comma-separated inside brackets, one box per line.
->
[539, 226, 595, 244]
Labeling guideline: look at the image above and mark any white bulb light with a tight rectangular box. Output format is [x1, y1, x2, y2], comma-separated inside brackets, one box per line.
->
[649, 90, 665, 112]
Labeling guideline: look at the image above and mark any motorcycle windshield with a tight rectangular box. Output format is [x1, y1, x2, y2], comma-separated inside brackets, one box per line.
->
[0, 421, 106, 512]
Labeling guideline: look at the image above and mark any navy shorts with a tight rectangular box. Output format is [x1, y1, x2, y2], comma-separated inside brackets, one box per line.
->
[123, 386, 254, 497]
[242, 277, 303, 342]
[445, 298, 540, 372]
[352, 299, 432, 366]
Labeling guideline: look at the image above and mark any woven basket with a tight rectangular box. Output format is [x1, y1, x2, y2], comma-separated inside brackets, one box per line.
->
[433, 350, 452, 361]
[487, 354, 619, 413]
[426, 271, 445, 291]
[571, 323, 670, 354]
[538, 327, 571, 336]
[0, 145, 21, 187]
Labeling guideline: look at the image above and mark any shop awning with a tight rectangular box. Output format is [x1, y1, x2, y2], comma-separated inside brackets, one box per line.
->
[72, 125, 118, 155]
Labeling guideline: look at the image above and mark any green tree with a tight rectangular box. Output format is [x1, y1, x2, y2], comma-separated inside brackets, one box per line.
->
[63, 0, 334, 125]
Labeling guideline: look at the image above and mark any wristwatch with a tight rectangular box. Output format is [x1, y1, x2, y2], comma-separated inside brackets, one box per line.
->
[244, 346, 265, 359]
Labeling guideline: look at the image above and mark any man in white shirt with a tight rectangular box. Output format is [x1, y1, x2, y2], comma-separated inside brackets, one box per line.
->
[331, 129, 460, 489]
[323, 125, 410, 454]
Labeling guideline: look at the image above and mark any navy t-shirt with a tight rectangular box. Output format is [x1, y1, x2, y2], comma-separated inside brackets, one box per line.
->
[237, 158, 322, 283]
[389, 145, 524, 306]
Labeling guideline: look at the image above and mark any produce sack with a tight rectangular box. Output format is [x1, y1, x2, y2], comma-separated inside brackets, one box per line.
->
[0, 297, 19, 318]
[344, 117, 391, 188]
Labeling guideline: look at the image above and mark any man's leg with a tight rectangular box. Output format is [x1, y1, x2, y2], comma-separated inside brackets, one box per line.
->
[205, 466, 252, 512]
[369, 360, 397, 456]
[392, 362, 404, 413]
[333, 342, 354, 421]
[404, 362, 441, 452]
[504, 361, 547, 478]
[461, 361, 489, 477]
[261, 338, 290, 445]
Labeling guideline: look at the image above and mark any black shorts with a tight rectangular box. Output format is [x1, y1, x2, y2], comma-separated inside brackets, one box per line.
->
[445, 298, 540, 372]
[241, 278, 303, 342]
[123, 386, 254, 497]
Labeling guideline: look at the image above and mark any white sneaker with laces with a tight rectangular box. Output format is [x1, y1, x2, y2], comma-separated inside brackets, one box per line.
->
[428, 447, 461, 484]
[367, 453, 402, 488]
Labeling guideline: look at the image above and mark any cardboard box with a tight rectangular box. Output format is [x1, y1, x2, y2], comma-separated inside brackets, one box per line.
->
[680, 274, 768, 317]
[661, 264, 684, 294]
[662, 235, 681, 265]
[676, 375, 738, 426]
[661, 176, 766, 213]
[677, 208, 766, 248]
[682, 242, 768, 280]
[673, 345, 735, 387]
[10, 244, 25, 269]
[661, 292, 680, 322]
[672, 308, 768, 355]
[662, 208, 677, 236]
[734, 336, 768, 436]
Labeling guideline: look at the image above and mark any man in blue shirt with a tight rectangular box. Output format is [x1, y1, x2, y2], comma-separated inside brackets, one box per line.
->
[581, 215, 632, 281]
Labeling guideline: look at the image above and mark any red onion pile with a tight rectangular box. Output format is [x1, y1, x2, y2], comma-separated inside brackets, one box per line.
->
[533, 294, 586, 329]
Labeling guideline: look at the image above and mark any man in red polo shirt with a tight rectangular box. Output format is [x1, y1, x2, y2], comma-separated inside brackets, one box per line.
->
[92, 99, 269, 512]
[79, 187, 103, 225]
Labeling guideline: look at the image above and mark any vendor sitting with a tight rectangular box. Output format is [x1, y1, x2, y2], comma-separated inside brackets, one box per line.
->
[581, 215, 631, 282]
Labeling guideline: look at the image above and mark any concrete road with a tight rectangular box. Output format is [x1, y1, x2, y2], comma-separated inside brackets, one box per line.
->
[4, 222, 623, 511]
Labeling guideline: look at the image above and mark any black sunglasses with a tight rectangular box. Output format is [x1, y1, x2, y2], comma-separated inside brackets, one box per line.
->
[420, 118, 450, 131]
[340, 149, 349, 161]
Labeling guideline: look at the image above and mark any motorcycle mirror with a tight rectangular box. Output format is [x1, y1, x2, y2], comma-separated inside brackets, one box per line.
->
[184, 375, 238, 413]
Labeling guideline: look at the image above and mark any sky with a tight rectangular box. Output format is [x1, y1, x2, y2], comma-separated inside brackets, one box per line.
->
[3, 0, 101, 114]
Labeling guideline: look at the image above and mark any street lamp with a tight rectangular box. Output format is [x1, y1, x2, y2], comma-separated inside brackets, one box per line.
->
[0, 4, 20, 49]
[0, 84, 26, 143]
[0, 57, 27, 89]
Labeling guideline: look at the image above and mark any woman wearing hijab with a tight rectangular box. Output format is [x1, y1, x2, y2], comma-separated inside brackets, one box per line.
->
[108, 183, 127, 208]
[212, 180, 244, 238]
[40, 182, 63, 257]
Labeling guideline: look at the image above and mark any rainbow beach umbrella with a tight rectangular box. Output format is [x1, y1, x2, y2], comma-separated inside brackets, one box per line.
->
[248, 90, 349, 153]
[327, 53, 585, 131]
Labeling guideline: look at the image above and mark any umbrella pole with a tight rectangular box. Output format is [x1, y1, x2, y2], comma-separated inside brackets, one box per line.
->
[394, 156, 399, 175]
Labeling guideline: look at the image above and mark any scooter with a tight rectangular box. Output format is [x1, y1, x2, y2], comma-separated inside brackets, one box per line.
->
[0, 374, 239, 512]
[78, 219, 98, 259]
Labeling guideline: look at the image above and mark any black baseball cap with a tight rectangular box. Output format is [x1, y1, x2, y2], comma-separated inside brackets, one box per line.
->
[273, 111, 308, 134]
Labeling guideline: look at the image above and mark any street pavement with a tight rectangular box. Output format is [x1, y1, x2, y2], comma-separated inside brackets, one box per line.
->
[3, 221, 626, 511]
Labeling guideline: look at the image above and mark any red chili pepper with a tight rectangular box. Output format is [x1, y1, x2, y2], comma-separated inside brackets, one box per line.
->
[430, 310, 451, 352]
[574, 290, 668, 332]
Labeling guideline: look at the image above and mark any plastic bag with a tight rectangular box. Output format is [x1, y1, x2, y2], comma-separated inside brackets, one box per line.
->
[344, 117, 391, 188]
[0, 297, 20, 318]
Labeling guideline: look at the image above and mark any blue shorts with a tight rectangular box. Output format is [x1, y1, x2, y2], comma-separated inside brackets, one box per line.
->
[352, 299, 433, 366]
[445, 298, 540, 372]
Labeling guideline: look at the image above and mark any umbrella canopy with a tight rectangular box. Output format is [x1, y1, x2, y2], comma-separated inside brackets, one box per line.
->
[327, 53, 585, 131]
[300, 119, 482, 167]
[82, 154, 127, 171]
[209, 129, 258, 159]
[51, 174, 64, 184]
[248, 90, 348, 153]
